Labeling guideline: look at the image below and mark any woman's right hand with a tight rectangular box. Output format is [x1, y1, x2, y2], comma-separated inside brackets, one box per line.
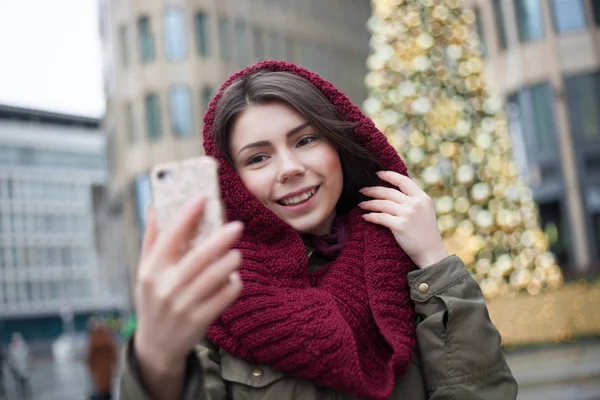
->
[133, 196, 243, 381]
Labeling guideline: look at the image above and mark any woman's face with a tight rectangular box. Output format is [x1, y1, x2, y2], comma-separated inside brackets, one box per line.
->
[229, 102, 343, 235]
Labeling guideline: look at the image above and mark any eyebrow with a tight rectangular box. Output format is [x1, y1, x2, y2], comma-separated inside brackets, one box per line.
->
[235, 121, 311, 158]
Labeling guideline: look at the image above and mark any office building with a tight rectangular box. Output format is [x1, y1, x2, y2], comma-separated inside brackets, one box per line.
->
[0, 105, 129, 342]
[466, 0, 600, 275]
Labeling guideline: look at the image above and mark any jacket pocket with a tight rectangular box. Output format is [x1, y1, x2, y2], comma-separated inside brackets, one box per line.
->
[219, 349, 286, 388]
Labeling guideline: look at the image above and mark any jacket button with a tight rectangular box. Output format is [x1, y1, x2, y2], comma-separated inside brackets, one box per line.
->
[418, 283, 429, 294]
[252, 367, 263, 377]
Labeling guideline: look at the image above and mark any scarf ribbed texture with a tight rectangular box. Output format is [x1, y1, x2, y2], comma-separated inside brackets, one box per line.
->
[203, 61, 416, 400]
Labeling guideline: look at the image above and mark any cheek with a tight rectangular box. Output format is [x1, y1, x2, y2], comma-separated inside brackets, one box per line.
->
[237, 168, 275, 206]
[321, 147, 343, 184]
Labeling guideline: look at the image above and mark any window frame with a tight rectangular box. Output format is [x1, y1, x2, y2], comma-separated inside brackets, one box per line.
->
[163, 7, 189, 62]
[138, 16, 155, 63]
[194, 12, 210, 57]
[168, 84, 194, 137]
[144, 93, 162, 140]
[513, 0, 545, 43]
[549, 0, 587, 33]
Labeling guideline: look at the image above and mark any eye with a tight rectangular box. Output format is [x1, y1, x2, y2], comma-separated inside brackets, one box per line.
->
[246, 154, 268, 166]
[297, 135, 317, 147]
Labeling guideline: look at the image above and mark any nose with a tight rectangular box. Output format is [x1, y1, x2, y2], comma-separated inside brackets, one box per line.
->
[277, 150, 305, 183]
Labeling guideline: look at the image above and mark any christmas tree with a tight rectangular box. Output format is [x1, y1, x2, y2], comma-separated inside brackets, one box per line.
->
[364, 0, 562, 297]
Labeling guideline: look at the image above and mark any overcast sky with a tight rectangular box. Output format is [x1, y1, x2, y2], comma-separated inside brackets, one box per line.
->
[0, 0, 105, 118]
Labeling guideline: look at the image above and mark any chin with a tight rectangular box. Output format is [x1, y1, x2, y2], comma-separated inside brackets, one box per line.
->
[287, 216, 330, 236]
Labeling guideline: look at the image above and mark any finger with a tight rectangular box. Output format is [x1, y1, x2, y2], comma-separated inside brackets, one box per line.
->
[358, 199, 404, 216]
[362, 212, 406, 232]
[176, 221, 244, 283]
[377, 171, 423, 197]
[176, 249, 242, 309]
[360, 186, 408, 204]
[191, 272, 242, 327]
[150, 196, 206, 264]
[140, 207, 158, 261]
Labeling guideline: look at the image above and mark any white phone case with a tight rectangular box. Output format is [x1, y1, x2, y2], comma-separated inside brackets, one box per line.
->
[150, 156, 223, 246]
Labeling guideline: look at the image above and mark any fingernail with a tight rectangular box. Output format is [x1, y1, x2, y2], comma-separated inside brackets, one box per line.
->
[228, 221, 244, 232]
[229, 272, 240, 284]
[376, 171, 384, 176]
[359, 188, 367, 193]
[358, 202, 364, 207]
[193, 196, 205, 207]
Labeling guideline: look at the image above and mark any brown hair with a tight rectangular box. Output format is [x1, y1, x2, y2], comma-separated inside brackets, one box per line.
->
[212, 70, 382, 213]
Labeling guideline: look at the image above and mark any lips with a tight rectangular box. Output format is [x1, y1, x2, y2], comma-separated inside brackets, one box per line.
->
[277, 186, 319, 206]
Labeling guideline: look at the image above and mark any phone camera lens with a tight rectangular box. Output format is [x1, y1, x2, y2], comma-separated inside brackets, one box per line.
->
[157, 170, 168, 180]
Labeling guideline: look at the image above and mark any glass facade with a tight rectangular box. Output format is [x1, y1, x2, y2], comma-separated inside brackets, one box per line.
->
[514, 0, 545, 42]
[493, 0, 508, 49]
[195, 12, 210, 57]
[508, 82, 558, 158]
[564, 72, 600, 142]
[551, 0, 587, 32]
[0, 147, 105, 170]
[126, 102, 135, 143]
[474, 8, 487, 57]
[218, 18, 231, 61]
[168, 85, 193, 137]
[201, 86, 214, 113]
[138, 16, 155, 63]
[235, 20, 249, 67]
[145, 93, 162, 140]
[594, 0, 600, 25]
[163, 8, 188, 61]
[119, 25, 129, 67]
[253, 27, 265, 60]
[267, 31, 283, 60]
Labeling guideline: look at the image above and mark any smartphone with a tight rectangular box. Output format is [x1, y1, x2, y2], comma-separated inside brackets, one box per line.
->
[150, 156, 224, 246]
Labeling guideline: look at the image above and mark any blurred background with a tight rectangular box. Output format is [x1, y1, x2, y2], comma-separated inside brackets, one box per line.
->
[0, 0, 599, 399]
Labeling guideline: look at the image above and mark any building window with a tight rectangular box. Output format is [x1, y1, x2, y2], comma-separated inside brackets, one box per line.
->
[514, 0, 545, 42]
[138, 16, 155, 63]
[592, 0, 600, 25]
[492, 0, 508, 49]
[125, 102, 135, 142]
[508, 82, 558, 158]
[218, 17, 231, 61]
[474, 8, 487, 57]
[194, 12, 210, 57]
[550, 0, 587, 33]
[134, 174, 152, 236]
[285, 36, 296, 62]
[145, 93, 162, 140]
[201, 86, 214, 112]
[119, 25, 129, 67]
[253, 27, 265, 60]
[235, 20, 249, 67]
[168, 85, 193, 137]
[267, 31, 283, 60]
[163, 8, 188, 62]
[564, 72, 600, 142]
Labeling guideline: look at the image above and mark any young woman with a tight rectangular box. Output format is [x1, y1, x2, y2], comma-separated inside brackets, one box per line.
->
[120, 61, 517, 400]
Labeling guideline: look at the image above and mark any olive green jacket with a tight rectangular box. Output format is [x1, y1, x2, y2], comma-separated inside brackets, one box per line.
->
[120, 254, 517, 399]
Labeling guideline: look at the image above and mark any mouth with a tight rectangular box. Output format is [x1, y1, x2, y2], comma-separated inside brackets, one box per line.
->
[277, 186, 320, 207]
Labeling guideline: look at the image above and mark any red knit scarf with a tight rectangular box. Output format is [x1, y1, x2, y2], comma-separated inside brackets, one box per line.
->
[203, 61, 417, 400]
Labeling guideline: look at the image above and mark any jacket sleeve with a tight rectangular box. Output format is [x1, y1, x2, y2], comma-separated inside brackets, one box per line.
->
[407, 255, 518, 400]
[119, 336, 227, 400]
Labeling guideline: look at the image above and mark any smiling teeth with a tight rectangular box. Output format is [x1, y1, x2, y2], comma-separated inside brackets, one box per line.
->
[282, 188, 316, 206]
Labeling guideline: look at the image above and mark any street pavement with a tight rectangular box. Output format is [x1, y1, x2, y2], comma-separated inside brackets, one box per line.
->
[1, 339, 599, 400]
[1, 355, 122, 400]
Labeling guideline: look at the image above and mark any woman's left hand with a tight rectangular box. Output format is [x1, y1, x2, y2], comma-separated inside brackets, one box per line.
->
[359, 171, 449, 269]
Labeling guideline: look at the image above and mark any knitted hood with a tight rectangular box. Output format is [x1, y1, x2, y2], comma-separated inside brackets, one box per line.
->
[203, 60, 408, 232]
